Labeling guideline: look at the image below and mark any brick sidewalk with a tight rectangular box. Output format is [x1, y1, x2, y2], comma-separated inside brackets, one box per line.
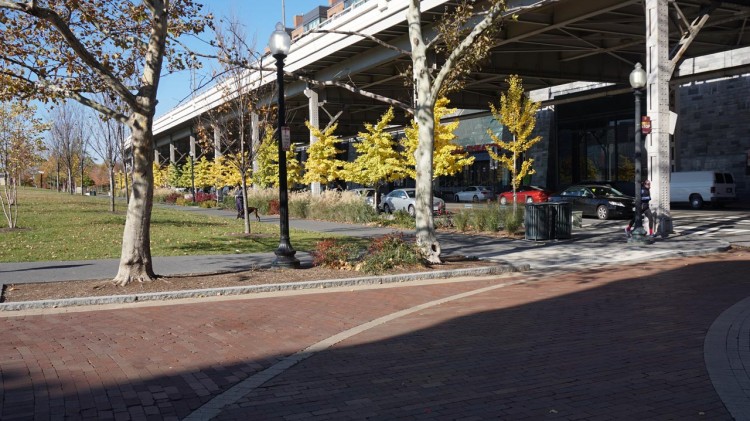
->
[2, 250, 750, 420]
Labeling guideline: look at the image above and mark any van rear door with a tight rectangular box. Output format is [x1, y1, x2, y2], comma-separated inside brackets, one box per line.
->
[713, 172, 736, 201]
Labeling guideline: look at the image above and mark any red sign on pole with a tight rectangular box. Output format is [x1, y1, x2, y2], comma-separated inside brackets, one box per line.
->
[641, 116, 652, 135]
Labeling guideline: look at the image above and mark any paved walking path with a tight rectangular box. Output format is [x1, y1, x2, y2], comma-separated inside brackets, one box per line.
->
[3, 205, 750, 419]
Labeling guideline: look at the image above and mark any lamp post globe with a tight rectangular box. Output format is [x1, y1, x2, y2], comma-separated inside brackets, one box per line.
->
[268, 22, 291, 57]
[629, 62, 648, 244]
[269, 23, 299, 268]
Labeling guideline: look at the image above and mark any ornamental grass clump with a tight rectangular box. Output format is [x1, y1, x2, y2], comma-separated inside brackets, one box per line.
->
[452, 210, 470, 231]
[504, 207, 524, 234]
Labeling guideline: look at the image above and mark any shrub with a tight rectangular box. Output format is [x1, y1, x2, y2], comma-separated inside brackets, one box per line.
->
[198, 200, 216, 208]
[311, 238, 361, 269]
[360, 233, 424, 274]
[268, 199, 280, 215]
[195, 191, 216, 203]
[434, 215, 452, 229]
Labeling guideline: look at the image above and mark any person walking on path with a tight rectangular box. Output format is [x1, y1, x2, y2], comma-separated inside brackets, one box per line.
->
[625, 179, 655, 237]
[233, 185, 245, 219]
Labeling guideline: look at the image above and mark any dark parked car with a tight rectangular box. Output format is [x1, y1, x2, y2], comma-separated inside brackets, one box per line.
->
[548, 184, 634, 220]
[579, 180, 636, 197]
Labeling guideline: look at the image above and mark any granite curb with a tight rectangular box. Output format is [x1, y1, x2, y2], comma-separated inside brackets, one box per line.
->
[0, 263, 530, 312]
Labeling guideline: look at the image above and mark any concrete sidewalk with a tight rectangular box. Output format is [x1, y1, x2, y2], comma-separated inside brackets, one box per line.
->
[0, 207, 732, 285]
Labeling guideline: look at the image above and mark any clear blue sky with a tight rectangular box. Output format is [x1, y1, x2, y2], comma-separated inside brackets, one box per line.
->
[155, 0, 313, 118]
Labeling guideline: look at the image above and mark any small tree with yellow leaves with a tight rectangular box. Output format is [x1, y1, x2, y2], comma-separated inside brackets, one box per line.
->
[152, 163, 168, 189]
[344, 108, 407, 208]
[303, 121, 346, 187]
[254, 128, 301, 188]
[487, 75, 542, 213]
[401, 98, 474, 180]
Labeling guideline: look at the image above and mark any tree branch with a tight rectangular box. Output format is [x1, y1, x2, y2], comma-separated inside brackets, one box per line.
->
[431, 1, 507, 99]
[0, 1, 139, 110]
[293, 73, 413, 114]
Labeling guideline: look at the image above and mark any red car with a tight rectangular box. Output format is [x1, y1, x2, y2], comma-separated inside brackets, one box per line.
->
[498, 186, 551, 205]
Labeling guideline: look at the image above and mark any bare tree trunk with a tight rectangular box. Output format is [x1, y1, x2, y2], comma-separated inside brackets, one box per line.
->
[408, 0, 441, 263]
[114, 116, 156, 285]
[67, 167, 73, 194]
[108, 164, 116, 212]
[124, 158, 130, 203]
[80, 158, 85, 195]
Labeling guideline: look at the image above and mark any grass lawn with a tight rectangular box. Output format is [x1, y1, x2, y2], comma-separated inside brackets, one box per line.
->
[0, 188, 345, 263]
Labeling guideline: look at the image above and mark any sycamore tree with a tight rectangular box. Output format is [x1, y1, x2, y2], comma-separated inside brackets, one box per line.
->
[401, 97, 474, 180]
[0, 101, 46, 229]
[487, 75, 541, 213]
[343, 107, 407, 208]
[0, 1, 212, 284]
[294, 0, 513, 262]
[303, 121, 346, 187]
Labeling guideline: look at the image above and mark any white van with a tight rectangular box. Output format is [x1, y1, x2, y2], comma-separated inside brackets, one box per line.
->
[670, 171, 736, 209]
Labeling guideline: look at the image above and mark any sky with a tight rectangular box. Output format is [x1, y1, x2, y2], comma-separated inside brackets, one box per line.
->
[155, 0, 314, 119]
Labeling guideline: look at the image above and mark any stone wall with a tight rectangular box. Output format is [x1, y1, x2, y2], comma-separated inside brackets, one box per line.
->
[676, 75, 750, 201]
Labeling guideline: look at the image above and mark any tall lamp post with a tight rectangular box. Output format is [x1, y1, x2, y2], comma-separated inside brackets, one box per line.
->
[629, 62, 648, 244]
[269, 23, 300, 268]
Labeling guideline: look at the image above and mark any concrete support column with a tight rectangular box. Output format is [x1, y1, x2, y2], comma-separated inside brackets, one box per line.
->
[304, 87, 321, 196]
[169, 140, 176, 164]
[189, 135, 196, 159]
[251, 112, 260, 190]
[154, 150, 160, 166]
[645, 0, 673, 236]
[212, 122, 222, 158]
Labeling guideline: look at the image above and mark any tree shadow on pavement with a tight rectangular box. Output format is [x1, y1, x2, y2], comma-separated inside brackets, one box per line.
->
[2, 253, 749, 420]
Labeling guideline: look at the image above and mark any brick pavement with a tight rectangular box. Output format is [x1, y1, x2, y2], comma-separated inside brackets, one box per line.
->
[2, 250, 750, 420]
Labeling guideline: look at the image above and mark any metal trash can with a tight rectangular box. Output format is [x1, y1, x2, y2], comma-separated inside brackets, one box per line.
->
[525, 203, 550, 241]
[547, 202, 572, 239]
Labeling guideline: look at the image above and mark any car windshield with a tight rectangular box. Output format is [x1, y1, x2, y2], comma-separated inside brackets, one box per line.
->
[590, 186, 625, 197]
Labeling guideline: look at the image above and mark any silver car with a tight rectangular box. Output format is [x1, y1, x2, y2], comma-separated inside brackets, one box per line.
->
[454, 186, 493, 202]
[379, 188, 445, 216]
[349, 188, 377, 206]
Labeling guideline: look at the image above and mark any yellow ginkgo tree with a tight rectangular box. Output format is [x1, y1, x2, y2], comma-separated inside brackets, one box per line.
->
[303, 121, 346, 187]
[254, 128, 301, 188]
[401, 97, 474, 180]
[487, 74, 542, 213]
[343, 108, 407, 208]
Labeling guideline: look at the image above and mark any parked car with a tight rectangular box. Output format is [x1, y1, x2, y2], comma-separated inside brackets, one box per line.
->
[349, 188, 377, 207]
[548, 184, 634, 220]
[670, 171, 736, 209]
[379, 188, 445, 216]
[454, 186, 493, 202]
[498, 185, 552, 205]
[580, 180, 635, 197]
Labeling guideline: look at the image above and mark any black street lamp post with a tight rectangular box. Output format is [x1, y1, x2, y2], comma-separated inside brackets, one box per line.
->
[269, 22, 300, 268]
[629, 62, 648, 244]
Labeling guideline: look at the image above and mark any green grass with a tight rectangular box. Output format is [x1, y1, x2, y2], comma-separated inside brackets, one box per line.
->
[0, 188, 348, 262]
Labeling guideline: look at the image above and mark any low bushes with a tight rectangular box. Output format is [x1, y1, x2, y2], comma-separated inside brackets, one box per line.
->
[312, 233, 425, 274]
